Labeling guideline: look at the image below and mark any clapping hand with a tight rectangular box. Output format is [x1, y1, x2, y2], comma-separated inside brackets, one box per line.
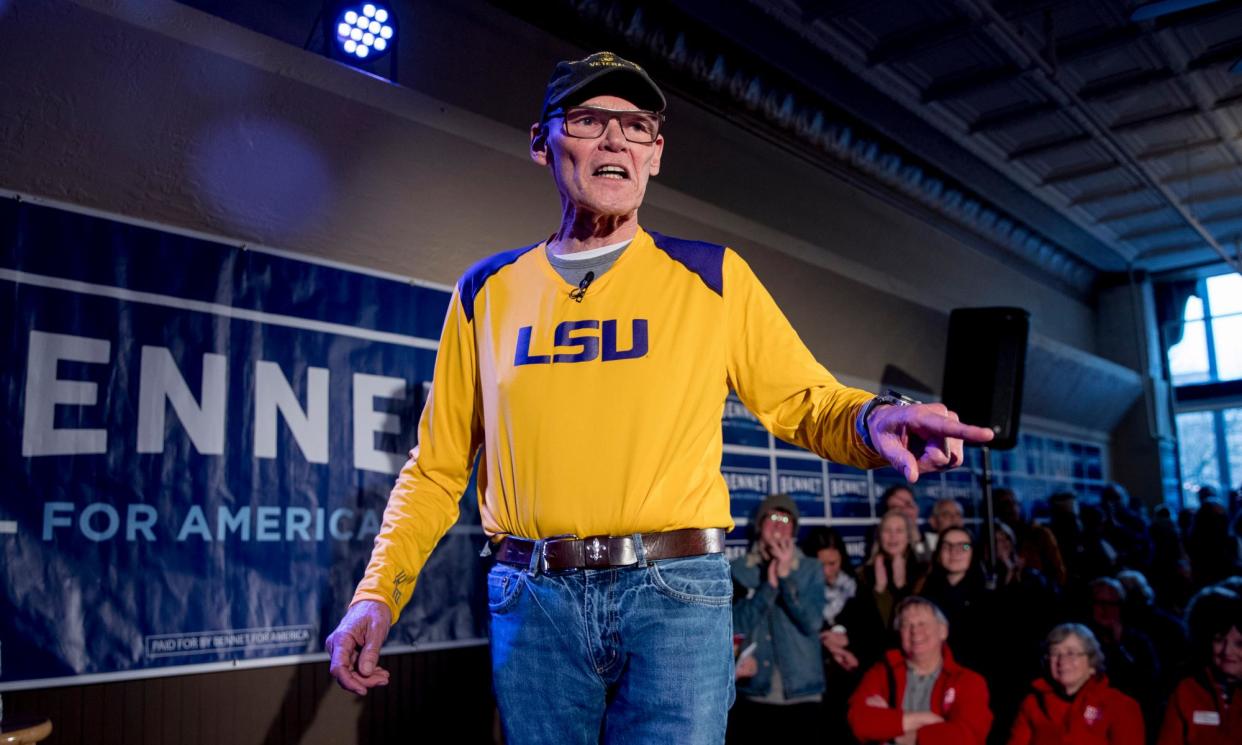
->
[872, 554, 889, 593]
[765, 535, 795, 588]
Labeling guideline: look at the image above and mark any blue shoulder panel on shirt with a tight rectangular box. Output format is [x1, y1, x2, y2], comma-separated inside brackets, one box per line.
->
[647, 231, 724, 296]
[457, 243, 539, 322]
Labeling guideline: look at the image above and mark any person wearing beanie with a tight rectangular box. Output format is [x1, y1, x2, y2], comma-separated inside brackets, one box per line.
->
[326, 50, 993, 744]
[728, 494, 826, 740]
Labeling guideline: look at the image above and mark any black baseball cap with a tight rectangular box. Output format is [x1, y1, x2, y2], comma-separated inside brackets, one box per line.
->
[540, 51, 666, 122]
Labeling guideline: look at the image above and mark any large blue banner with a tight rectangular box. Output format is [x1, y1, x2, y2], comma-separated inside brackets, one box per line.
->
[0, 198, 489, 687]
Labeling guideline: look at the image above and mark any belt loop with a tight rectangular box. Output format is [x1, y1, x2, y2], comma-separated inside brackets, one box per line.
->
[633, 532, 647, 568]
[528, 538, 545, 576]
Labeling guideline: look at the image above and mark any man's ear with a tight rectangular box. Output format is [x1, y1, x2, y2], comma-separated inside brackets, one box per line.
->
[530, 123, 549, 166]
[648, 133, 664, 176]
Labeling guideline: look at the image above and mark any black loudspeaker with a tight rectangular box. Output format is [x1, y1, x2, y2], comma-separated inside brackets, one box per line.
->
[941, 307, 1030, 451]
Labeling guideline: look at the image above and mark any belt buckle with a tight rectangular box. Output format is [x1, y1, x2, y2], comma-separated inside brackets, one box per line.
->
[540, 533, 578, 573]
[583, 534, 610, 568]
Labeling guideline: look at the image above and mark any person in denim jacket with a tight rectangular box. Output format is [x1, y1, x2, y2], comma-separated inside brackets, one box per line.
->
[727, 493, 826, 740]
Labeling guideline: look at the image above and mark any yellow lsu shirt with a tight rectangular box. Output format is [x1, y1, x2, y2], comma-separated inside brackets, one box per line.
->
[352, 227, 887, 620]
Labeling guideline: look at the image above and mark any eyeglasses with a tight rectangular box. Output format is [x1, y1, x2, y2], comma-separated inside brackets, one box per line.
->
[546, 105, 663, 144]
[942, 541, 972, 554]
[766, 512, 792, 525]
[1047, 650, 1088, 662]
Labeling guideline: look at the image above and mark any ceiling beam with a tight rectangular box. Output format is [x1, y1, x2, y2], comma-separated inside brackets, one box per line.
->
[1181, 186, 1242, 206]
[1186, 37, 1242, 71]
[1138, 231, 1241, 256]
[1055, 26, 1143, 64]
[1068, 183, 1148, 207]
[1041, 160, 1121, 186]
[1200, 206, 1242, 229]
[1110, 105, 1201, 134]
[1007, 132, 1094, 160]
[1076, 68, 1176, 102]
[1213, 90, 1242, 110]
[1118, 223, 1194, 242]
[1094, 203, 1170, 223]
[1136, 135, 1225, 161]
[1162, 161, 1240, 185]
[968, 100, 1059, 133]
[992, 0, 1072, 19]
[867, 16, 978, 67]
[921, 63, 1024, 103]
[1136, 243, 1227, 274]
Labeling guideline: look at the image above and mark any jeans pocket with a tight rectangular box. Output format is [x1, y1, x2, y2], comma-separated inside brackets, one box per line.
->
[487, 564, 526, 613]
[649, 554, 732, 606]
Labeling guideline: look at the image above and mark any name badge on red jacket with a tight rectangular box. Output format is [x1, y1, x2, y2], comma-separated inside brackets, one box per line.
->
[943, 687, 956, 709]
[1192, 710, 1221, 726]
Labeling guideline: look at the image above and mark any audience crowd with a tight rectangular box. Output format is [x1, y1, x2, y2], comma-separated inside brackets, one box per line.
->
[727, 485, 1242, 744]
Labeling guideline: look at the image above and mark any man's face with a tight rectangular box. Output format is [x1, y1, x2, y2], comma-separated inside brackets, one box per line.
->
[899, 605, 947, 661]
[530, 94, 664, 220]
[929, 501, 963, 532]
[885, 488, 918, 522]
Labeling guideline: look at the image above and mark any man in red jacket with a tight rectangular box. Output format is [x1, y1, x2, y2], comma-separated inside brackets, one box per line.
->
[848, 596, 992, 744]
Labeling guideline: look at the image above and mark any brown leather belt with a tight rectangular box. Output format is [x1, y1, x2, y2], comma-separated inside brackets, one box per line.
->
[495, 528, 726, 571]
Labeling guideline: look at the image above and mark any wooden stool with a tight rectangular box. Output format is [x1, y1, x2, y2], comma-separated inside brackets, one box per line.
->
[0, 715, 52, 744]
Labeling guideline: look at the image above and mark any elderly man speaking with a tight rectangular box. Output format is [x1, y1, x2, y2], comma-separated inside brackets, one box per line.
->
[325, 51, 993, 744]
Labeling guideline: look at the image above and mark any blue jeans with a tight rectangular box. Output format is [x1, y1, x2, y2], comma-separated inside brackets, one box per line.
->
[488, 539, 735, 745]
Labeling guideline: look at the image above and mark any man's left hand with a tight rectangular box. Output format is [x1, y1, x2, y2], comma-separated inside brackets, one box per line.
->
[867, 402, 993, 483]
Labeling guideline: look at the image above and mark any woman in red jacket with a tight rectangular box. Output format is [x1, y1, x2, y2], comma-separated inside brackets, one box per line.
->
[1007, 623, 1144, 745]
[1157, 585, 1241, 745]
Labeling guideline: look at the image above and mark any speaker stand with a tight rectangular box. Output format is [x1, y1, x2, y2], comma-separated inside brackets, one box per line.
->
[981, 446, 998, 589]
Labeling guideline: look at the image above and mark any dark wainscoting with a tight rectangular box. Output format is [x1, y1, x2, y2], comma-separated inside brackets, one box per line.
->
[3, 644, 500, 745]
